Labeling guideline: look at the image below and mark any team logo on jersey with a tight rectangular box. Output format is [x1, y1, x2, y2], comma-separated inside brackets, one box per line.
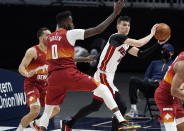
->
[29, 96, 34, 102]
[28, 94, 37, 105]
[163, 111, 174, 123]
[118, 47, 126, 56]
[34, 64, 48, 74]
[39, 53, 42, 56]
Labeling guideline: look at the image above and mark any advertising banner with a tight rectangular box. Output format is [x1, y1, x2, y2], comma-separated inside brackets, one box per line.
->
[0, 69, 28, 121]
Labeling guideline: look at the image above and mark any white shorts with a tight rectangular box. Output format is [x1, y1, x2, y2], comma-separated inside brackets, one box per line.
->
[93, 70, 118, 101]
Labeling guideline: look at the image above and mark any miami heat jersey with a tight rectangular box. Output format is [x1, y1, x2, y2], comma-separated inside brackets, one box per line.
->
[46, 28, 85, 72]
[25, 45, 48, 84]
[160, 51, 184, 91]
[98, 33, 129, 73]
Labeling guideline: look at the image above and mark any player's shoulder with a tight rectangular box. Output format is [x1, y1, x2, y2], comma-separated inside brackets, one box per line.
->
[110, 33, 127, 39]
[26, 46, 37, 56]
[109, 33, 128, 47]
[174, 60, 184, 73]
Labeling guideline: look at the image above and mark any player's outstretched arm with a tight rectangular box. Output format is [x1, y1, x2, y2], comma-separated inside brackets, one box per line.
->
[171, 61, 184, 100]
[128, 42, 162, 58]
[18, 48, 37, 78]
[124, 24, 158, 47]
[74, 55, 96, 63]
[84, 0, 124, 39]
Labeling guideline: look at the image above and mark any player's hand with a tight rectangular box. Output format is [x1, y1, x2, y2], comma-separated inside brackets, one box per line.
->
[113, 0, 125, 16]
[150, 24, 158, 36]
[84, 55, 96, 63]
[158, 35, 170, 45]
[25, 70, 36, 78]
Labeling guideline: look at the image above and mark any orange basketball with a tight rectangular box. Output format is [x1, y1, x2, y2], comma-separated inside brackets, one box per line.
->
[154, 23, 171, 41]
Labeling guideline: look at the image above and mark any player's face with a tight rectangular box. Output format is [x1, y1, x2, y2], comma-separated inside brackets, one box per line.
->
[66, 16, 74, 30]
[41, 30, 51, 46]
[117, 21, 130, 36]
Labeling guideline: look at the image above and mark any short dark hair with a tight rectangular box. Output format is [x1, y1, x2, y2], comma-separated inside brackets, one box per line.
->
[117, 16, 131, 24]
[37, 27, 49, 39]
[56, 11, 72, 26]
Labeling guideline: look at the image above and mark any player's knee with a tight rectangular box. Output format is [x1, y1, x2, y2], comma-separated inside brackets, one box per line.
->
[54, 106, 60, 114]
[30, 105, 40, 118]
[95, 84, 109, 95]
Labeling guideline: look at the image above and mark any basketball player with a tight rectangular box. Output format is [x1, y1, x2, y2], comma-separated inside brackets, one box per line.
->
[155, 51, 184, 131]
[64, 16, 169, 131]
[38, 0, 142, 130]
[16, 27, 61, 131]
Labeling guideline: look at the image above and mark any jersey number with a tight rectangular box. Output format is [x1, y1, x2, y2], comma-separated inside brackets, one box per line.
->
[52, 44, 58, 59]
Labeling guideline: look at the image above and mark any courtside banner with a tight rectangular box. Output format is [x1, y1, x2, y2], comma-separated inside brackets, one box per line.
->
[0, 69, 28, 121]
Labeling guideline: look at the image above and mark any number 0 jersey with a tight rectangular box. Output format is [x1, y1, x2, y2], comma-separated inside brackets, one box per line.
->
[46, 28, 85, 73]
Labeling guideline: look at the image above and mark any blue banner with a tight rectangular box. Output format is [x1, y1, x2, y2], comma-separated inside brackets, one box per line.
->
[0, 69, 28, 121]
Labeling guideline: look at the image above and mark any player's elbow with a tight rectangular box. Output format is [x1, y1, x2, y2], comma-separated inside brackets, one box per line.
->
[18, 65, 23, 74]
[95, 26, 104, 35]
[136, 42, 144, 47]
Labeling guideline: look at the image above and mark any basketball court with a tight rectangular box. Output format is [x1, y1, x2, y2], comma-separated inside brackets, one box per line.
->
[0, 71, 161, 131]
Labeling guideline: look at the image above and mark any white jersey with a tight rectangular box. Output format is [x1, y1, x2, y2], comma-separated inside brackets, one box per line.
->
[97, 34, 129, 74]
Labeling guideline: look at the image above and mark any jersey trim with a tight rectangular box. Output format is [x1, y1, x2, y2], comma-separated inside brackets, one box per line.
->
[99, 45, 115, 71]
[56, 28, 65, 32]
[109, 34, 128, 47]
[100, 73, 114, 97]
[35, 45, 46, 55]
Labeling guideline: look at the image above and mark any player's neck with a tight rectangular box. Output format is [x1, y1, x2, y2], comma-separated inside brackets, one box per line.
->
[38, 43, 46, 52]
[117, 31, 127, 36]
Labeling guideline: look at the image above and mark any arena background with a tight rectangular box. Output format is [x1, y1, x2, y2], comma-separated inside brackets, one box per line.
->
[1, 4, 184, 72]
[0, 1, 184, 130]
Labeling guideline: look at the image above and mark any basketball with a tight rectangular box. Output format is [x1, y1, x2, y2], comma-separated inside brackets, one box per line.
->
[154, 23, 171, 41]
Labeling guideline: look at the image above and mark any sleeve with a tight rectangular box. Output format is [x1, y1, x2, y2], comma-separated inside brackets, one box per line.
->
[109, 34, 128, 47]
[137, 43, 161, 59]
[66, 29, 85, 46]
[144, 62, 153, 81]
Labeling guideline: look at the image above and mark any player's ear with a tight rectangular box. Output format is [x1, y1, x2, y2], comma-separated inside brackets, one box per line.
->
[116, 24, 119, 30]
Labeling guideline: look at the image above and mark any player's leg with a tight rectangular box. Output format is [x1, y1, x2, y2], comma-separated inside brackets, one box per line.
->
[30, 86, 61, 130]
[155, 88, 177, 131]
[61, 70, 104, 130]
[17, 81, 42, 131]
[160, 105, 177, 131]
[175, 99, 184, 131]
[96, 72, 127, 131]
[93, 83, 141, 130]
[33, 106, 60, 128]
[68, 69, 140, 130]
[39, 94, 65, 131]
[39, 104, 56, 131]
[66, 98, 103, 128]
[177, 122, 184, 131]
[16, 97, 41, 131]
[40, 70, 68, 131]
[112, 92, 127, 131]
